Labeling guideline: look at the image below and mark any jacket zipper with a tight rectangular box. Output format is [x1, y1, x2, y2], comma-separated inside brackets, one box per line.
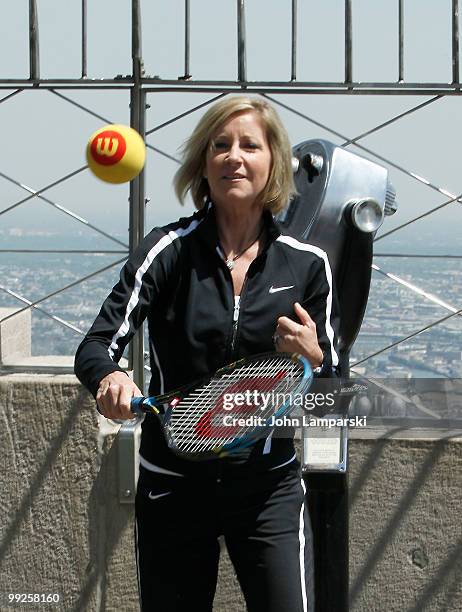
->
[217, 244, 256, 360]
[231, 296, 241, 354]
[229, 275, 249, 359]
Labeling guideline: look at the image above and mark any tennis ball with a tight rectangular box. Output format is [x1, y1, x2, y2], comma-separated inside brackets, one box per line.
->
[86, 124, 146, 184]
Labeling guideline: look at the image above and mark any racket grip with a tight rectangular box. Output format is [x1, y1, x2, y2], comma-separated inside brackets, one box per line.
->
[131, 396, 159, 415]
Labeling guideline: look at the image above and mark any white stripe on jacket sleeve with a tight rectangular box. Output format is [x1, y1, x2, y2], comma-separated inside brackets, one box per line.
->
[108, 219, 202, 360]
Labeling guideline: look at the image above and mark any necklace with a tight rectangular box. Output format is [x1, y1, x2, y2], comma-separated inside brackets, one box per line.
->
[222, 225, 264, 271]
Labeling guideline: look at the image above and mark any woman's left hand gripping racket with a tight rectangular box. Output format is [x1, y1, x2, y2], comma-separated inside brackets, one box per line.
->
[131, 352, 313, 460]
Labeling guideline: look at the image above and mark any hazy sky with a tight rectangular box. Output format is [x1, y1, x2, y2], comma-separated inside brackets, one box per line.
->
[1, 0, 461, 252]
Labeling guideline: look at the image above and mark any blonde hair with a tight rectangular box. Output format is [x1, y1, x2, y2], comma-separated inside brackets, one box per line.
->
[174, 96, 296, 214]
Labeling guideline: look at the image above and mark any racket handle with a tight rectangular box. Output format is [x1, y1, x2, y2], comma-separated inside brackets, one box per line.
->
[131, 396, 160, 416]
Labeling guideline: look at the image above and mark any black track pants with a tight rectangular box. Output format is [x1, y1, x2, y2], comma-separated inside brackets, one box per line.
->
[135, 460, 314, 612]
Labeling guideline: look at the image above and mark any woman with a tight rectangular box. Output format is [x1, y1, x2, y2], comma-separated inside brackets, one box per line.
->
[75, 96, 339, 612]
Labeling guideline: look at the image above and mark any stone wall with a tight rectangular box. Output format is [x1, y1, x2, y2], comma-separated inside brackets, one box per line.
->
[0, 375, 460, 611]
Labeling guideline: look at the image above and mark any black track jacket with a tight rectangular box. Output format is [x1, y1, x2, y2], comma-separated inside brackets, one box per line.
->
[75, 204, 340, 473]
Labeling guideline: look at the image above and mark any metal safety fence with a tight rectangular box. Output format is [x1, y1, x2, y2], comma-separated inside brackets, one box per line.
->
[0, 0, 460, 391]
[0, 4, 461, 612]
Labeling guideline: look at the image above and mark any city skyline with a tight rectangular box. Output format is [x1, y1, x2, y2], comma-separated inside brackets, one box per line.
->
[1, 1, 460, 381]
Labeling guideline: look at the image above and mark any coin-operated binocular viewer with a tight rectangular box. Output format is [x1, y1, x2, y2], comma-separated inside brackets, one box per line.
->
[277, 139, 397, 612]
[280, 139, 397, 375]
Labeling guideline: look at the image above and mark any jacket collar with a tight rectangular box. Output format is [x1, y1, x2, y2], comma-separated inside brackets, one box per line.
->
[195, 200, 281, 252]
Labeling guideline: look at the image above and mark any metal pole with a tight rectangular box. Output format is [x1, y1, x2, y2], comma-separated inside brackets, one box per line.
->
[237, 0, 247, 83]
[183, 0, 191, 79]
[345, 0, 353, 84]
[398, 0, 404, 82]
[29, 0, 40, 80]
[291, 0, 298, 81]
[82, 0, 87, 78]
[452, 0, 459, 85]
[129, 0, 146, 390]
[305, 472, 349, 612]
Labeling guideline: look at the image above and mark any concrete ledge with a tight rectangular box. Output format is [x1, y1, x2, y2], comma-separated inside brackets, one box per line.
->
[0, 375, 461, 611]
[0, 356, 75, 374]
[0, 375, 137, 612]
[348, 437, 462, 611]
[0, 357, 129, 376]
[0, 308, 31, 363]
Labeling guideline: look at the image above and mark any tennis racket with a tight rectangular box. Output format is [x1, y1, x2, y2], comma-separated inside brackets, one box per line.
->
[131, 352, 313, 460]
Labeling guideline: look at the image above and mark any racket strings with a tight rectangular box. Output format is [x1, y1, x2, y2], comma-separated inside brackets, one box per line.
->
[178, 358, 299, 411]
[181, 377, 300, 453]
[169, 357, 305, 453]
[190, 373, 303, 452]
[175, 368, 299, 432]
[179, 357, 301, 421]
[171, 357, 295, 430]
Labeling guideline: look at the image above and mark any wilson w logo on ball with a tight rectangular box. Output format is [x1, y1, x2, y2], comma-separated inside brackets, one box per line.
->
[86, 124, 146, 183]
[96, 137, 119, 156]
[90, 131, 126, 165]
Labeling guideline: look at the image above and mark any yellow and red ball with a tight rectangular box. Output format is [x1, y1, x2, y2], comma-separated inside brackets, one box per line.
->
[86, 124, 146, 184]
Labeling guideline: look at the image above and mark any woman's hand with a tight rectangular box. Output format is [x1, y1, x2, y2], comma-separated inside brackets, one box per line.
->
[96, 371, 143, 420]
[273, 302, 324, 368]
